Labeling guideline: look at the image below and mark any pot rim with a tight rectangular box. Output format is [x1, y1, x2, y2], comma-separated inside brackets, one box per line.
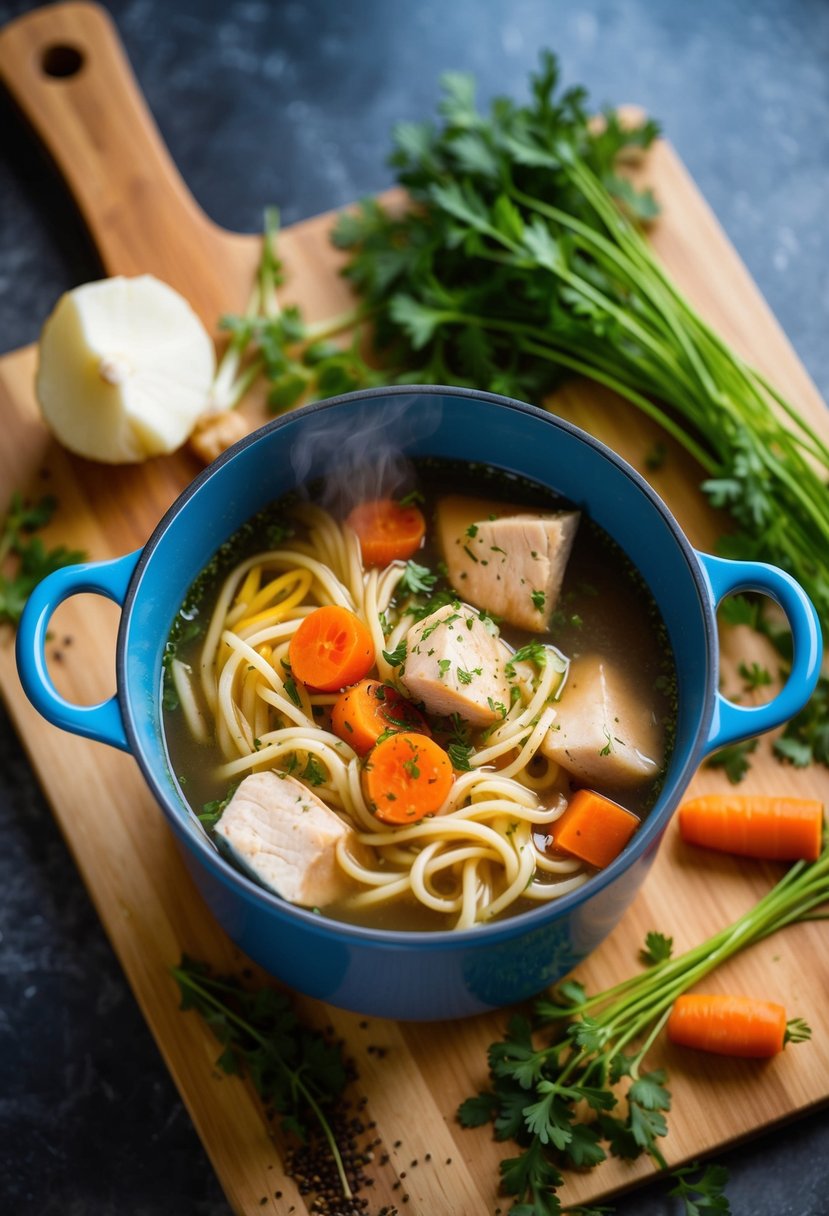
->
[119, 385, 717, 950]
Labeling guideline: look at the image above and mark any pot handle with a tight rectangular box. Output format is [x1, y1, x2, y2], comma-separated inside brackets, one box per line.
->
[15, 550, 142, 753]
[698, 551, 823, 755]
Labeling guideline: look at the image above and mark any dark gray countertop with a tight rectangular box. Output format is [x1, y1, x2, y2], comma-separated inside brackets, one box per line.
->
[1, 1, 828, 1212]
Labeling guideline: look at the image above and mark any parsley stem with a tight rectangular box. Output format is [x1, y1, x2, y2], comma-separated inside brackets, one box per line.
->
[518, 338, 718, 472]
[301, 303, 374, 344]
[171, 967, 353, 1200]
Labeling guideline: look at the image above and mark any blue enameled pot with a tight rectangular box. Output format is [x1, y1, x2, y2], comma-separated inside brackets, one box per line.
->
[15, 388, 822, 1020]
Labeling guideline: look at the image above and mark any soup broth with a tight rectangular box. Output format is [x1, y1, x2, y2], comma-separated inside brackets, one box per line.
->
[163, 460, 676, 932]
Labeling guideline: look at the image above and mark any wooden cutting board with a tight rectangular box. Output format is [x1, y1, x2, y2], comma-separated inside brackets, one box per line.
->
[1, 4, 828, 1212]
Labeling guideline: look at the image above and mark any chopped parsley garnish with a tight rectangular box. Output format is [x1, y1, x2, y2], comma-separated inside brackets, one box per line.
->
[382, 639, 407, 667]
[398, 488, 424, 507]
[398, 560, 437, 595]
[283, 675, 302, 706]
[301, 755, 327, 786]
[530, 589, 546, 612]
[447, 740, 473, 771]
[505, 641, 550, 678]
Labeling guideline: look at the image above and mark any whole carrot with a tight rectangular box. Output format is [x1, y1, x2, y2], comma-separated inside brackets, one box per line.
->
[667, 993, 810, 1058]
[678, 794, 824, 862]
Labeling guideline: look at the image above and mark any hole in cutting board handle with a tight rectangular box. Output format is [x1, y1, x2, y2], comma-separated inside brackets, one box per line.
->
[41, 44, 84, 78]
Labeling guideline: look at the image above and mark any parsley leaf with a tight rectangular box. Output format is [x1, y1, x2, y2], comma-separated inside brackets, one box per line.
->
[669, 1163, 732, 1215]
[398, 560, 437, 595]
[0, 493, 86, 627]
[640, 930, 673, 966]
[382, 639, 407, 667]
[706, 738, 758, 784]
[301, 754, 327, 787]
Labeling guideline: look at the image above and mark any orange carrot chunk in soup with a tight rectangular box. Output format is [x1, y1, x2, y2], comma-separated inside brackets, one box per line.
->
[363, 732, 454, 825]
[331, 678, 431, 755]
[552, 788, 640, 869]
[289, 605, 375, 692]
[346, 498, 426, 567]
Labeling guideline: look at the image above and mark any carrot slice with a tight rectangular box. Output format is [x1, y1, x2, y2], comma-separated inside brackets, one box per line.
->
[346, 498, 426, 567]
[363, 731, 454, 824]
[331, 679, 430, 755]
[552, 788, 640, 869]
[679, 794, 824, 862]
[667, 993, 788, 1058]
[288, 605, 375, 692]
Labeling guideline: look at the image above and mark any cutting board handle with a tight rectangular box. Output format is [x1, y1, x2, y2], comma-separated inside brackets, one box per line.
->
[0, 1, 244, 324]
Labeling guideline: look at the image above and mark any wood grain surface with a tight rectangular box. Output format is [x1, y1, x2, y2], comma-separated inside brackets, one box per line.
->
[1, 4, 828, 1213]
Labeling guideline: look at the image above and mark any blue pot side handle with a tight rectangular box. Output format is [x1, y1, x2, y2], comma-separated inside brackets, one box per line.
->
[15, 550, 142, 753]
[698, 551, 823, 755]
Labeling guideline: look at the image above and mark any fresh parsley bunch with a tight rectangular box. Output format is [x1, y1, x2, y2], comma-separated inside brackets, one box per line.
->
[333, 54, 829, 639]
[458, 830, 829, 1215]
[218, 52, 829, 774]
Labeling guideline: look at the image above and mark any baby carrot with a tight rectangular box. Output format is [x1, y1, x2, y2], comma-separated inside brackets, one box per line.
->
[552, 788, 640, 869]
[346, 498, 426, 567]
[331, 678, 430, 755]
[679, 794, 824, 862]
[288, 605, 375, 692]
[666, 993, 807, 1058]
[363, 731, 453, 825]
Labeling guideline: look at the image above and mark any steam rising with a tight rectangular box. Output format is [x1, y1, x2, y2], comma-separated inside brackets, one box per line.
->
[289, 393, 443, 513]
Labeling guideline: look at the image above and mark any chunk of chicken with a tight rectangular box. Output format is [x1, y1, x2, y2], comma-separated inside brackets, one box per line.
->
[540, 654, 664, 789]
[214, 770, 362, 907]
[436, 494, 579, 631]
[400, 602, 510, 727]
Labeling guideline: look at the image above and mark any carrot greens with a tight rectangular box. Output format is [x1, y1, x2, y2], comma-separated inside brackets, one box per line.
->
[459, 839, 826, 1214]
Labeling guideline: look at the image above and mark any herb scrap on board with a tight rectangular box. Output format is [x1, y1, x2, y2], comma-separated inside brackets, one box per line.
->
[0, 493, 86, 628]
[172, 956, 384, 1210]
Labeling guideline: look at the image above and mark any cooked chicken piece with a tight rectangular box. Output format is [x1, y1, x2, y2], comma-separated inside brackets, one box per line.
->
[436, 494, 579, 631]
[540, 654, 663, 788]
[214, 770, 362, 907]
[400, 602, 510, 727]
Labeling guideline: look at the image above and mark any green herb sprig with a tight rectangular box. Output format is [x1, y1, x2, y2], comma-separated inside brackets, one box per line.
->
[460, 840, 825, 1215]
[172, 956, 353, 1199]
[0, 493, 85, 627]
